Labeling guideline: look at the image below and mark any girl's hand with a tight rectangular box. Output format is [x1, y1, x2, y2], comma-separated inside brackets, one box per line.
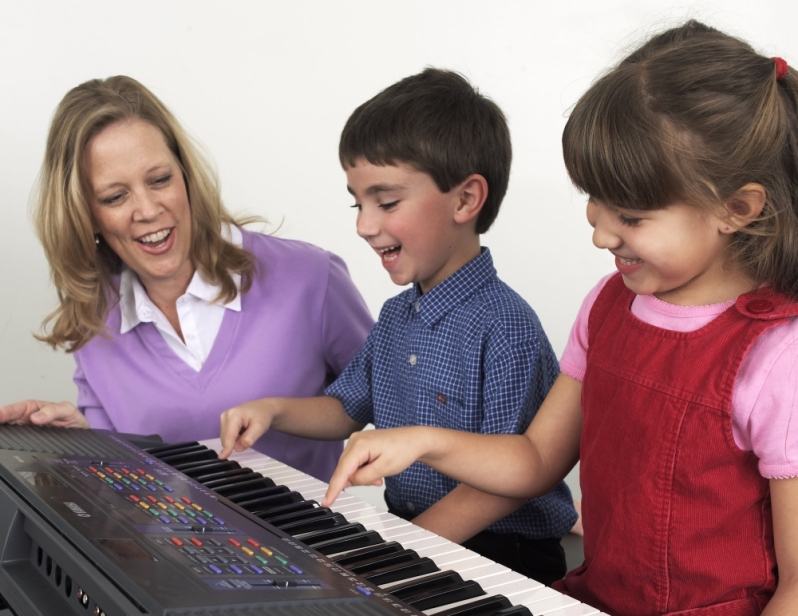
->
[322, 427, 429, 507]
[219, 399, 279, 459]
[0, 400, 90, 429]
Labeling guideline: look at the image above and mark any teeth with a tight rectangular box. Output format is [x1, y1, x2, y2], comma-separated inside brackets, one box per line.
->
[618, 256, 641, 266]
[138, 229, 170, 244]
[378, 245, 400, 253]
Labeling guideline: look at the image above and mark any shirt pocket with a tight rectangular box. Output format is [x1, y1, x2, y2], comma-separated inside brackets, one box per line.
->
[421, 380, 474, 431]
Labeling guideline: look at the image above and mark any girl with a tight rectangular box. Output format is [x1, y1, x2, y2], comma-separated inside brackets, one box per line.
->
[320, 21, 798, 616]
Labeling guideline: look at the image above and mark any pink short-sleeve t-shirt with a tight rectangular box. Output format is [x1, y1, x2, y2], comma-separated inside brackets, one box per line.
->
[561, 273, 798, 479]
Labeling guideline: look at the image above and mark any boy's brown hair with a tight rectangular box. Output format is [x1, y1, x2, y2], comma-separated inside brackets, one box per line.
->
[340, 68, 511, 234]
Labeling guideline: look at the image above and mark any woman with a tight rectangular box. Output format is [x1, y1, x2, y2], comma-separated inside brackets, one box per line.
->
[0, 76, 373, 482]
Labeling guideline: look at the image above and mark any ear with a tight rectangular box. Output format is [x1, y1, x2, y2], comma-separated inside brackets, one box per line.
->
[721, 183, 766, 232]
[453, 174, 488, 225]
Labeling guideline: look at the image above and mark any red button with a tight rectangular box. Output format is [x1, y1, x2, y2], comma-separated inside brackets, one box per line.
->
[164, 496, 175, 504]
[129, 495, 140, 503]
[747, 299, 774, 314]
[88, 466, 98, 473]
[190, 538, 203, 546]
[120, 468, 130, 474]
[228, 538, 241, 547]
[246, 539, 260, 547]
[181, 497, 192, 505]
[170, 538, 183, 547]
[136, 469, 146, 475]
[147, 496, 158, 503]
[104, 467, 114, 474]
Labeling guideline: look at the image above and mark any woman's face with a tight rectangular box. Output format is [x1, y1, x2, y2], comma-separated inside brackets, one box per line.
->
[84, 119, 194, 298]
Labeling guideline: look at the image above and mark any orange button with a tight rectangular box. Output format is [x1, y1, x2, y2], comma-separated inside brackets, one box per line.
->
[170, 537, 183, 547]
[190, 538, 203, 546]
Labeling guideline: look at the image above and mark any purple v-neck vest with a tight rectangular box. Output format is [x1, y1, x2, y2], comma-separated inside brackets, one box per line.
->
[74, 230, 374, 481]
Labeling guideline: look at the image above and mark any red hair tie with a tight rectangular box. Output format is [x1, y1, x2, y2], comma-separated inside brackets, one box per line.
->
[773, 57, 789, 80]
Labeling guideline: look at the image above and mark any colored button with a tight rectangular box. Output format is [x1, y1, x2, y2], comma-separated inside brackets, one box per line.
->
[177, 516, 190, 524]
[145, 459, 155, 465]
[190, 538, 203, 547]
[120, 468, 130, 474]
[170, 537, 183, 546]
[121, 478, 131, 485]
[230, 565, 243, 574]
[289, 565, 303, 574]
[136, 469, 146, 475]
[139, 502, 150, 510]
[174, 503, 185, 511]
[202, 510, 214, 518]
[129, 473, 138, 480]
[164, 496, 175, 504]
[104, 478, 114, 485]
[149, 508, 161, 517]
[157, 503, 168, 510]
[181, 497, 192, 504]
[356, 586, 372, 596]
[163, 485, 174, 493]
[241, 547, 254, 556]
[130, 484, 141, 491]
[192, 504, 203, 512]
[113, 483, 124, 490]
[146, 485, 157, 492]
[255, 555, 269, 565]
[138, 479, 148, 486]
[167, 509, 179, 517]
[195, 517, 208, 525]
[96, 472, 106, 479]
[747, 299, 774, 314]
[249, 565, 264, 575]
[88, 466, 98, 473]
[154, 479, 164, 486]
[208, 565, 222, 574]
[129, 495, 140, 503]
[185, 510, 196, 518]
[113, 473, 123, 479]
[159, 516, 171, 524]
[246, 539, 259, 547]
[147, 496, 158, 503]
[104, 467, 114, 474]
[213, 518, 226, 525]
[228, 538, 241, 547]
[145, 474, 155, 481]
[275, 556, 288, 565]
[260, 547, 273, 557]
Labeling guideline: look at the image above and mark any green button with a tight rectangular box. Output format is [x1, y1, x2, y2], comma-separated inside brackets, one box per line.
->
[185, 510, 196, 518]
[104, 477, 114, 485]
[154, 479, 164, 486]
[121, 478, 131, 485]
[255, 555, 269, 565]
[275, 556, 288, 565]
[202, 510, 214, 519]
[149, 508, 160, 517]
[138, 479, 148, 486]
[167, 509, 179, 517]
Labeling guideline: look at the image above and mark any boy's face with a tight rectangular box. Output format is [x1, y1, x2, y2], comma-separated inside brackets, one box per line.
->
[346, 160, 471, 293]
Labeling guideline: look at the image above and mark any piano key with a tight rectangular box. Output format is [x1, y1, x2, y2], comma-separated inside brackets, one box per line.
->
[333, 541, 405, 567]
[364, 557, 439, 585]
[278, 512, 349, 534]
[312, 530, 384, 555]
[194, 439, 610, 615]
[430, 594, 513, 616]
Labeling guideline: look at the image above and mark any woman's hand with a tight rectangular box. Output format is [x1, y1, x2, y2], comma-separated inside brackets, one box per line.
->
[219, 399, 282, 459]
[0, 400, 90, 429]
[322, 427, 431, 507]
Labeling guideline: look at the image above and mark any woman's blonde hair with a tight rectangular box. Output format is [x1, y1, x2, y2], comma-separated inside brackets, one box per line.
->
[35, 75, 258, 351]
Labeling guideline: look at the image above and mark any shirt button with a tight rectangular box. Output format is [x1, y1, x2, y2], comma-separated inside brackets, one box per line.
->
[747, 299, 774, 314]
[409, 354, 417, 366]
[414, 301, 420, 312]
[406, 502, 415, 512]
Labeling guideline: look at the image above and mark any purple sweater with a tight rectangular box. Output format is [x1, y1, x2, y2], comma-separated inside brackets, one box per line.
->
[74, 230, 374, 481]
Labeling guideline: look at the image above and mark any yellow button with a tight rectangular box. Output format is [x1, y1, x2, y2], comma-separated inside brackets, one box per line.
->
[191, 504, 203, 511]
[145, 474, 155, 481]
[157, 502, 168, 510]
[129, 473, 139, 480]
[139, 502, 150, 510]
[260, 547, 273, 556]
[174, 503, 185, 510]
[241, 547, 254, 556]
[96, 472, 106, 478]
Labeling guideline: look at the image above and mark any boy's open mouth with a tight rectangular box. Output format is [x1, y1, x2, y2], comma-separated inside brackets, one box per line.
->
[379, 245, 401, 262]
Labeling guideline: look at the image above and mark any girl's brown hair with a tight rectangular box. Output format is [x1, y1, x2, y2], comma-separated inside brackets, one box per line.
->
[563, 20, 798, 298]
[35, 76, 258, 351]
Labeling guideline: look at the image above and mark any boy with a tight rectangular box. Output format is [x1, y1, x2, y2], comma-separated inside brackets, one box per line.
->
[219, 68, 576, 584]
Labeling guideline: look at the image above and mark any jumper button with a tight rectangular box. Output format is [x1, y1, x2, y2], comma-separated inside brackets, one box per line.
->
[747, 299, 774, 314]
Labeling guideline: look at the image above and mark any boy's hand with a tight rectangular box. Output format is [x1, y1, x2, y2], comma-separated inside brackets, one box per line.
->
[219, 399, 281, 459]
[0, 400, 89, 429]
[322, 427, 428, 507]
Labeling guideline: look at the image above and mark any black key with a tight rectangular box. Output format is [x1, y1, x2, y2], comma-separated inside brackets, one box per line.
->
[333, 541, 403, 567]
[213, 477, 275, 497]
[389, 570, 464, 600]
[265, 506, 329, 526]
[299, 523, 367, 546]
[176, 460, 240, 475]
[145, 441, 202, 455]
[495, 608, 533, 616]
[202, 472, 264, 490]
[226, 484, 286, 505]
[193, 467, 254, 483]
[148, 443, 208, 458]
[254, 500, 318, 519]
[364, 557, 438, 585]
[434, 595, 513, 616]
[348, 549, 418, 574]
[159, 449, 218, 465]
[278, 513, 348, 535]
[405, 580, 485, 611]
[311, 530, 384, 555]
[237, 490, 302, 511]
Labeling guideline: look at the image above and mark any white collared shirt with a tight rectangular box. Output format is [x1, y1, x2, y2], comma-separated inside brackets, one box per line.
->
[118, 225, 243, 372]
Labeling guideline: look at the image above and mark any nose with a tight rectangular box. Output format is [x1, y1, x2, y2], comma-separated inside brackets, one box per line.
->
[132, 191, 163, 222]
[587, 200, 622, 251]
[356, 206, 379, 240]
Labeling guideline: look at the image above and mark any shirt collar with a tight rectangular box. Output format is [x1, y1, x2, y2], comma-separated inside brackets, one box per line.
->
[409, 247, 496, 328]
[118, 224, 243, 334]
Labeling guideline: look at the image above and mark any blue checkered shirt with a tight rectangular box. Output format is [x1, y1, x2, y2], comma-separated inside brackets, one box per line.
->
[326, 248, 577, 538]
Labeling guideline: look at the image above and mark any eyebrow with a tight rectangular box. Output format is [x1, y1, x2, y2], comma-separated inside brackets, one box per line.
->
[346, 183, 406, 197]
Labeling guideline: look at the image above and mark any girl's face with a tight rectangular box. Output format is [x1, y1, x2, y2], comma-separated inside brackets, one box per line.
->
[587, 198, 741, 306]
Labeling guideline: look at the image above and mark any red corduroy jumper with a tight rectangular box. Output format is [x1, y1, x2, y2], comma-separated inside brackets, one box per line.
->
[557, 274, 798, 616]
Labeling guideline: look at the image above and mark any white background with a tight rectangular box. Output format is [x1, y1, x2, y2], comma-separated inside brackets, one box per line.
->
[2, 1, 797, 499]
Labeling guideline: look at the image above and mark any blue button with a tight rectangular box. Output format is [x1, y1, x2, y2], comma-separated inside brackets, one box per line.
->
[230, 565, 243, 574]
[113, 483, 124, 490]
[289, 565, 303, 575]
[130, 484, 141, 491]
[146, 485, 157, 492]
[196, 517, 207, 525]
[163, 485, 174, 492]
[213, 518, 225, 525]
[249, 565, 263, 575]
[208, 565, 222, 574]
[177, 516, 190, 524]
[145, 459, 155, 465]
[159, 516, 171, 524]
[356, 586, 372, 596]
